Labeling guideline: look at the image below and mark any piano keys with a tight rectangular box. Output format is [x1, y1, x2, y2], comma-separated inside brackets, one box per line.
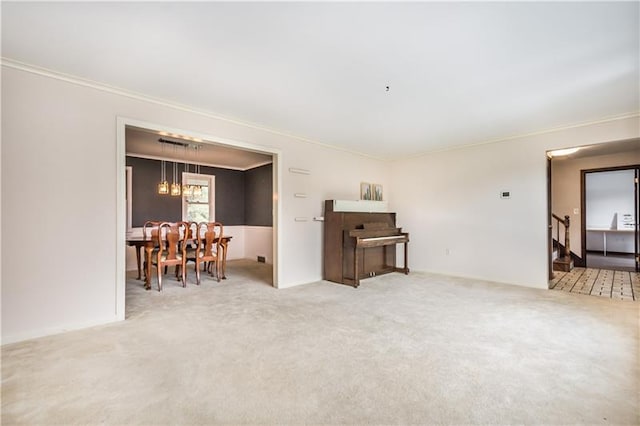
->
[324, 200, 410, 287]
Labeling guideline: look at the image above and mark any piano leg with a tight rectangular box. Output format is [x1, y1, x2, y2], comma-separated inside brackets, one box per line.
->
[353, 246, 360, 288]
[404, 241, 409, 274]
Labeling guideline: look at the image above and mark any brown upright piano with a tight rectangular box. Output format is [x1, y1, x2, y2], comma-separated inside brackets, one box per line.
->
[323, 199, 409, 287]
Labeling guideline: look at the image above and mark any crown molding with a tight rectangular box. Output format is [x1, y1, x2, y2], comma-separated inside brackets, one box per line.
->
[1, 57, 384, 161]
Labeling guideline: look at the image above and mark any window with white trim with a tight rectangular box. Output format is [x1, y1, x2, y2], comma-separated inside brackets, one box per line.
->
[182, 173, 215, 222]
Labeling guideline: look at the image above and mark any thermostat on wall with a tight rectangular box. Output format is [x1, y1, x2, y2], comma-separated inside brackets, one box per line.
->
[500, 191, 511, 199]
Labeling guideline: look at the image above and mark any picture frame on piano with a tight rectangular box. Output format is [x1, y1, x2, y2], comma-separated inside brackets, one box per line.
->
[372, 183, 383, 201]
[360, 182, 372, 200]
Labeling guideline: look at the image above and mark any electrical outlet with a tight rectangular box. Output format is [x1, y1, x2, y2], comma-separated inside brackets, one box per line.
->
[573, 208, 579, 215]
[445, 248, 451, 256]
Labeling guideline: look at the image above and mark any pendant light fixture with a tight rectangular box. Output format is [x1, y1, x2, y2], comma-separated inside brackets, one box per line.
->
[182, 145, 193, 197]
[156, 136, 204, 197]
[158, 159, 169, 194]
[170, 143, 181, 196]
[170, 163, 181, 196]
[192, 145, 203, 197]
[157, 140, 169, 194]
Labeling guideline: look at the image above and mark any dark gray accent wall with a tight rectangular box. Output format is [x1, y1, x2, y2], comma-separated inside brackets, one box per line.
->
[126, 156, 246, 227]
[127, 157, 182, 226]
[245, 163, 273, 226]
[199, 164, 245, 226]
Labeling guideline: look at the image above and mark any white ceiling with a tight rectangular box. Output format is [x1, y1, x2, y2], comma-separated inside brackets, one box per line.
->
[2, 2, 639, 160]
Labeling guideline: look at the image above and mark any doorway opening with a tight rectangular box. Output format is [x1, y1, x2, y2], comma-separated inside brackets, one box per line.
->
[581, 166, 639, 272]
[116, 117, 281, 320]
[547, 138, 640, 289]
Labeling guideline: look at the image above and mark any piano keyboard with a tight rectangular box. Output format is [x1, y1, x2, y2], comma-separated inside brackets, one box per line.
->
[359, 235, 406, 242]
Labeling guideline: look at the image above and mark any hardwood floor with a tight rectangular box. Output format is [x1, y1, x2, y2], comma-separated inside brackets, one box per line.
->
[550, 268, 638, 301]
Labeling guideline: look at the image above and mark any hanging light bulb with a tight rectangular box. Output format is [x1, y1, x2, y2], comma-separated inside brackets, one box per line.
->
[171, 174, 181, 196]
[158, 140, 169, 194]
[158, 158, 169, 195]
[182, 145, 193, 197]
[170, 158, 181, 196]
[191, 145, 202, 196]
[170, 144, 181, 196]
[158, 180, 169, 195]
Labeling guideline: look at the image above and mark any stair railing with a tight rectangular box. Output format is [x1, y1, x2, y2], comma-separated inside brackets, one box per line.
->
[552, 213, 571, 259]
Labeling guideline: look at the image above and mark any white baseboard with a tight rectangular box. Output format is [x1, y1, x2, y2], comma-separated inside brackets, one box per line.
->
[2, 315, 121, 346]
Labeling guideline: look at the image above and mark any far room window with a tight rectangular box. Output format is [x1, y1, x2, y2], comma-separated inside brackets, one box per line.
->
[182, 173, 215, 222]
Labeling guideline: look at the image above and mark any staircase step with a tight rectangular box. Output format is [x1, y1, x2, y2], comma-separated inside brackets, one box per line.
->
[553, 256, 574, 272]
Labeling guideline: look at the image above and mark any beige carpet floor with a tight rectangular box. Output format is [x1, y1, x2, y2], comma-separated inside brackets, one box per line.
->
[2, 260, 639, 425]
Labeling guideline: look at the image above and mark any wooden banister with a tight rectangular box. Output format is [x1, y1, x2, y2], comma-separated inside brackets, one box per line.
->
[552, 214, 571, 258]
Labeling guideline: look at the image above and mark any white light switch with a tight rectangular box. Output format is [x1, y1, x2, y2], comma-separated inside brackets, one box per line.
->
[573, 208, 579, 215]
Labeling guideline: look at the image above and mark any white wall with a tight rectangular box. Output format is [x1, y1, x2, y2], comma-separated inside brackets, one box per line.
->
[551, 150, 640, 255]
[1, 65, 389, 343]
[244, 226, 273, 264]
[389, 116, 640, 288]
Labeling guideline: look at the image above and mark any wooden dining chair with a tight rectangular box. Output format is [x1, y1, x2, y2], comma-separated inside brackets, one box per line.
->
[182, 221, 200, 284]
[152, 221, 188, 291]
[142, 221, 162, 280]
[143, 220, 161, 239]
[193, 222, 224, 284]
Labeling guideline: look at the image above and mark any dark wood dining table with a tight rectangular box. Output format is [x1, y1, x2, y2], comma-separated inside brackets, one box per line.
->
[126, 235, 232, 290]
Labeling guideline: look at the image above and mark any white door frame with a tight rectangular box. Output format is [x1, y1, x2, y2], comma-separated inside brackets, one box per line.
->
[116, 117, 282, 320]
